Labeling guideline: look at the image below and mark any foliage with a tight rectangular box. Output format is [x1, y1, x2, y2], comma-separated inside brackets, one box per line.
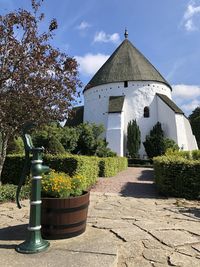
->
[192, 149, 200, 160]
[7, 137, 24, 154]
[128, 158, 152, 167]
[41, 170, 87, 198]
[44, 154, 99, 189]
[154, 152, 200, 199]
[0, 184, 30, 202]
[0, 0, 81, 182]
[165, 149, 191, 159]
[189, 106, 200, 148]
[127, 119, 141, 158]
[143, 122, 179, 159]
[98, 157, 128, 177]
[46, 136, 65, 154]
[2, 153, 127, 185]
[163, 138, 179, 152]
[60, 127, 79, 153]
[31, 122, 116, 157]
[1, 154, 28, 184]
[74, 122, 115, 157]
[143, 122, 165, 158]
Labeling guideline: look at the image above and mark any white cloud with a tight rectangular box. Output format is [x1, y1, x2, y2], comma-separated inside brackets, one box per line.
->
[185, 19, 197, 31]
[172, 84, 200, 114]
[181, 99, 200, 112]
[94, 31, 121, 44]
[76, 21, 91, 30]
[75, 53, 109, 76]
[182, 1, 200, 31]
[172, 84, 200, 98]
[184, 1, 200, 20]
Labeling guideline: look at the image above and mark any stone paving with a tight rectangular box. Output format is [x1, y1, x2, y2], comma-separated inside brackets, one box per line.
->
[0, 167, 200, 266]
[88, 192, 200, 267]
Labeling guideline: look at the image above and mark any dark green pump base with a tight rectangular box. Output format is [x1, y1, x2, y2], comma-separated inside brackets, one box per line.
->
[15, 231, 50, 254]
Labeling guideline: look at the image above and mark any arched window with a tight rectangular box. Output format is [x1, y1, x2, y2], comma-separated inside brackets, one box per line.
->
[144, 106, 150, 118]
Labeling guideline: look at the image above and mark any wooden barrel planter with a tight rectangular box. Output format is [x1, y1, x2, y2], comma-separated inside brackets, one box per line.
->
[41, 191, 90, 239]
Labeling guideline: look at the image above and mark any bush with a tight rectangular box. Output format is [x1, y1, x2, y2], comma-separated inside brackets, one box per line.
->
[99, 157, 128, 177]
[143, 122, 165, 158]
[44, 154, 99, 189]
[127, 119, 141, 158]
[163, 138, 179, 152]
[154, 153, 200, 199]
[0, 184, 30, 203]
[7, 137, 24, 154]
[46, 136, 66, 154]
[2, 153, 127, 185]
[192, 150, 200, 160]
[144, 122, 179, 159]
[1, 154, 27, 185]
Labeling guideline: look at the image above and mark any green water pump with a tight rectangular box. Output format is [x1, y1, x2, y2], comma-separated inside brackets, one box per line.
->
[15, 123, 50, 254]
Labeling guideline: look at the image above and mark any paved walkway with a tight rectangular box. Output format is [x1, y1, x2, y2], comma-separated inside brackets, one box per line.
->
[91, 167, 156, 197]
[1, 167, 200, 266]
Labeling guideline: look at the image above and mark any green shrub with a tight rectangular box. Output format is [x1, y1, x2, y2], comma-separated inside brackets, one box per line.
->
[2, 153, 127, 185]
[0, 184, 30, 203]
[163, 138, 179, 152]
[44, 154, 99, 189]
[192, 150, 200, 160]
[1, 154, 28, 185]
[127, 119, 141, 158]
[99, 157, 128, 177]
[7, 137, 24, 154]
[143, 122, 165, 158]
[154, 154, 200, 199]
[46, 136, 66, 154]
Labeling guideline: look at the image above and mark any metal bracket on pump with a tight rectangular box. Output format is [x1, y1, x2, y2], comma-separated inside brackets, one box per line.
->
[15, 122, 50, 254]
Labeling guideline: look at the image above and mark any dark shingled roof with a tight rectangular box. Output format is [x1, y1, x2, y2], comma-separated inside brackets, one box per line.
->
[84, 39, 171, 91]
[108, 96, 125, 113]
[65, 106, 84, 127]
[157, 93, 184, 114]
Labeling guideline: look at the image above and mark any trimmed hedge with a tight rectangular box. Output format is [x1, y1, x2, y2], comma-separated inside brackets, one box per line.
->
[44, 154, 99, 189]
[99, 157, 128, 177]
[1, 154, 99, 189]
[154, 155, 200, 199]
[1, 154, 27, 185]
[1, 154, 128, 186]
[0, 184, 30, 203]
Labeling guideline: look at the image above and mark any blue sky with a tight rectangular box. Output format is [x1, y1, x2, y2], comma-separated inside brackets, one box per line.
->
[1, 0, 200, 115]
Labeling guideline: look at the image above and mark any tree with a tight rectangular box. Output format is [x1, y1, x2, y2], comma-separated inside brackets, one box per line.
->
[127, 120, 141, 158]
[143, 122, 165, 158]
[0, 0, 81, 182]
[189, 107, 200, 148]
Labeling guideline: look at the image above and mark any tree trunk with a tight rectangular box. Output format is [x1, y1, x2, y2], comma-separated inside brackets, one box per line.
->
[0, 133, 9, 185]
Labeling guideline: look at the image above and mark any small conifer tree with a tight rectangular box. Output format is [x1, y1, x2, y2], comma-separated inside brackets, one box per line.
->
[143, 122, 165, 158]
[127, 120, 141, 158]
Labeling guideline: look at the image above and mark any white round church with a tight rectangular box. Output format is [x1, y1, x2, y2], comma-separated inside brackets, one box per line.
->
[81, 31, 198, 157]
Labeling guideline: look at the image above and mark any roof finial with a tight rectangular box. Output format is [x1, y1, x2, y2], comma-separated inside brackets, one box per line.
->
[124, 28, 128, 39]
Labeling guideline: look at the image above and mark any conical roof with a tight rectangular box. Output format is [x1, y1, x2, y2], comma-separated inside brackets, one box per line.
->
[84, 39, 171, 91]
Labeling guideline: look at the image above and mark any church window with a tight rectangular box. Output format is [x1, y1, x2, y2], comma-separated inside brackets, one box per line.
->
[144, 106, 150, 118]
[124, 81, 128, 87]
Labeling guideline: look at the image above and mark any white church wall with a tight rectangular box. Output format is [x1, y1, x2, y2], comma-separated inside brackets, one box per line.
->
[157, 96, 178, 142]
[84, 81, 172, 156]
[175, 114, 189, 150]
[175, 114, 198, 151]
[106, 112, 124, 156]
